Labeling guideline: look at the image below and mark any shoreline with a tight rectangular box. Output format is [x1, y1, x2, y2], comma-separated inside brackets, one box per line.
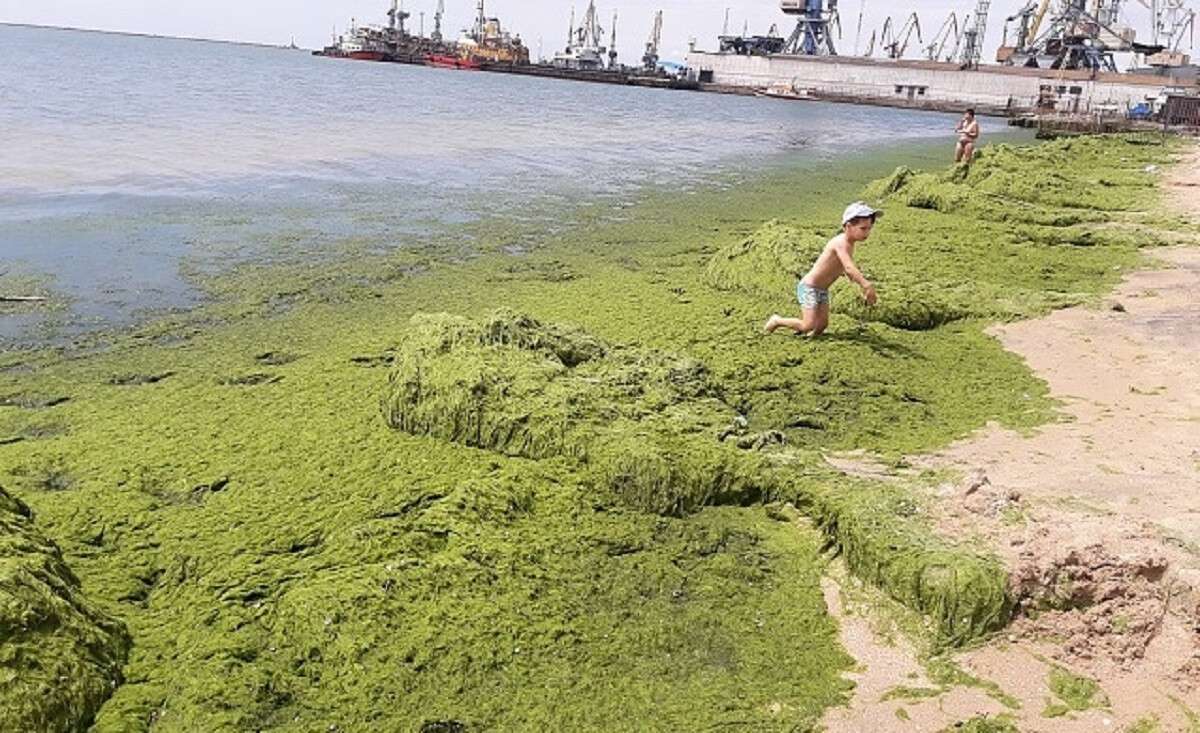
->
[1, 134, 1196, 730]
[0, 135, 984, 351]
[822, 144, 1200, 732]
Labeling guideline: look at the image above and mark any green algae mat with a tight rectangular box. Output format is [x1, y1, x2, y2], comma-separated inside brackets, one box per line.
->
[0, 135, 1189, 731]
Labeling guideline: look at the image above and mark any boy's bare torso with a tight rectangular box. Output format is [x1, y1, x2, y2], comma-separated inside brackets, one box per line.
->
[803, 234, 854, 290]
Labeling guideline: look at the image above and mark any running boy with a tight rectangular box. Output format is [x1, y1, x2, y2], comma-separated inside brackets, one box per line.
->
[763, 201, 880, 338]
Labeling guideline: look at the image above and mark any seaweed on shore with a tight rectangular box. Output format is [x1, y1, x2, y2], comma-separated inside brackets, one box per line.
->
[0, 486, 130, 732]
[384, 309, 1013, 645]
[383, 310, 769, 516]
[791, 476, 1011, 647]
[0, 134, 1188, 730]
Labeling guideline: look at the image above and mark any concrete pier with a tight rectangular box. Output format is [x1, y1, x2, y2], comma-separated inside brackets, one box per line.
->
[685, 51, 1194, 116]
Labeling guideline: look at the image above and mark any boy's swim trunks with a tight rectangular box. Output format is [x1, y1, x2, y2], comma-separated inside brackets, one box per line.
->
[797, 282, 831, 310]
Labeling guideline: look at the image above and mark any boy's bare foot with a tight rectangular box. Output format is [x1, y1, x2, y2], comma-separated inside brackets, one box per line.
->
[763, 314, 782, 334]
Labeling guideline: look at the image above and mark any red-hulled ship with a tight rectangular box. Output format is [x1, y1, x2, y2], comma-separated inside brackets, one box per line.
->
[426, 53, 482, 70]
[424, 2, 528, 71]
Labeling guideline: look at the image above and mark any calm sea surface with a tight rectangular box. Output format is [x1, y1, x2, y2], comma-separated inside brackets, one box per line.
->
[0, 24, 985, 343]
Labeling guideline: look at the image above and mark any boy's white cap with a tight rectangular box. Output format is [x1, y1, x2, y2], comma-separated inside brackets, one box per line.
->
[842, 201, 883, 225]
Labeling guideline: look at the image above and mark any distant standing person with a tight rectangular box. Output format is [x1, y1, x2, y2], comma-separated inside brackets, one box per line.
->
[956, 108, 981, 163]
[763, 202, 881, 339]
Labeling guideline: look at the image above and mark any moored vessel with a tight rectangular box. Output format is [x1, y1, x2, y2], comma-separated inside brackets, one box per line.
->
[426, 53, 482, 70]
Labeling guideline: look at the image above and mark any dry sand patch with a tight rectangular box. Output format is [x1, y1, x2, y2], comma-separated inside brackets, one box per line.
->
[821, 144, 1200, 732]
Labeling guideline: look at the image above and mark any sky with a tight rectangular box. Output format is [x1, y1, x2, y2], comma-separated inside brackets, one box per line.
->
[0, 1, 1185, 65]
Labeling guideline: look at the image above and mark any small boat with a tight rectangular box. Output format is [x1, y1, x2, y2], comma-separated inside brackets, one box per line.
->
[758, 81, 816, 101]
[426, 53, 481, 70]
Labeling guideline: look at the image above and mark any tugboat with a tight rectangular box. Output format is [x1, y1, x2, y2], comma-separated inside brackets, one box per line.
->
[344, 30, 388, 62]
[315, 18, 388, 61]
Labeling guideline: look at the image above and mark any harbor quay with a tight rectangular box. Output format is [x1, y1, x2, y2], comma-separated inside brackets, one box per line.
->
[686, 50, 1193, 116]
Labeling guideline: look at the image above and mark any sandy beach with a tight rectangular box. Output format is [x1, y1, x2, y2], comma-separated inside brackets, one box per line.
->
[823, 142, 1200, 732]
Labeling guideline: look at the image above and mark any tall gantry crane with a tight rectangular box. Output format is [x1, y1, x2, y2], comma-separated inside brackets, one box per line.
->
[644, 10, 664, 70]
[432, 0, 445, 42]
[926, 11, 966, 61]
[571, 1, 606, 52]
[863, 13, 921, 58]
[780, 0, 841, 55]
[609, 11, 619, 68]
[998, 0, 1125, 71]
[387, 0, 410, 35]
[998, 0, 1193, 69]
[884, 13, 923, 58]
[1136, 0, 1196, 52]
[959, 0, 991, 66]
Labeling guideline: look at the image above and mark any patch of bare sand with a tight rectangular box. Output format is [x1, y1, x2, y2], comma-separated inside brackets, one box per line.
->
[819, 145, 1200, 732]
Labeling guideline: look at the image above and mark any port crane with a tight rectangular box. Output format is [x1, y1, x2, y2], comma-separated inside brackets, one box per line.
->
[609, 11, 619, 68]
[780, 0, 841, 55]
[570, 1, 606, 52]
[998, 0, 1137, 71]
[1134, 0, 1196, 54]
[387, 0, 410, 35]
[999, 0, 1195, 70]
[432, 0, 445, 42]
[882, 13, 923, 58]
[1000, 1, 1041, 53]
[925, 12, 967, 61]
[863, 14, 922, 58]
[554, 1, 610, 70]
[959, 0, 992, 66]
[643, 10, 664, 70]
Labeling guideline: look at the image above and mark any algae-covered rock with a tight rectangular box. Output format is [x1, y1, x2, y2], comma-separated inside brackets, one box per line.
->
[383, 310, 769, 515]
[0, 486, 130, 732]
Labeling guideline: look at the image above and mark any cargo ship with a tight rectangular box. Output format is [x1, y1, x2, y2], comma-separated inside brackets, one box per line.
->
[316, 0, 456, 64]
[426, 1, 529, 70]
[316, 0, 696, 92]
[315, 17, 390, 60]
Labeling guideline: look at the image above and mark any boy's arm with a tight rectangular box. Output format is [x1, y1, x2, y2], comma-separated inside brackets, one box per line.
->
[835, 244, 878, 305]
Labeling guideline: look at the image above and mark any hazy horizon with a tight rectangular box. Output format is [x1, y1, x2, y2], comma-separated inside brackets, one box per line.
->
[0, 1, 1187, 66]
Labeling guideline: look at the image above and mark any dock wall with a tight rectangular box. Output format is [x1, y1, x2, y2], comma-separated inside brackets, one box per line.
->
[685, 52, 1182, 114]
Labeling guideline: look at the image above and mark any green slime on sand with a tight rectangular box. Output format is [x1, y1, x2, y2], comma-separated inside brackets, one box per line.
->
[0, 487, 129, 732]
[0, 134, 1186, 731]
